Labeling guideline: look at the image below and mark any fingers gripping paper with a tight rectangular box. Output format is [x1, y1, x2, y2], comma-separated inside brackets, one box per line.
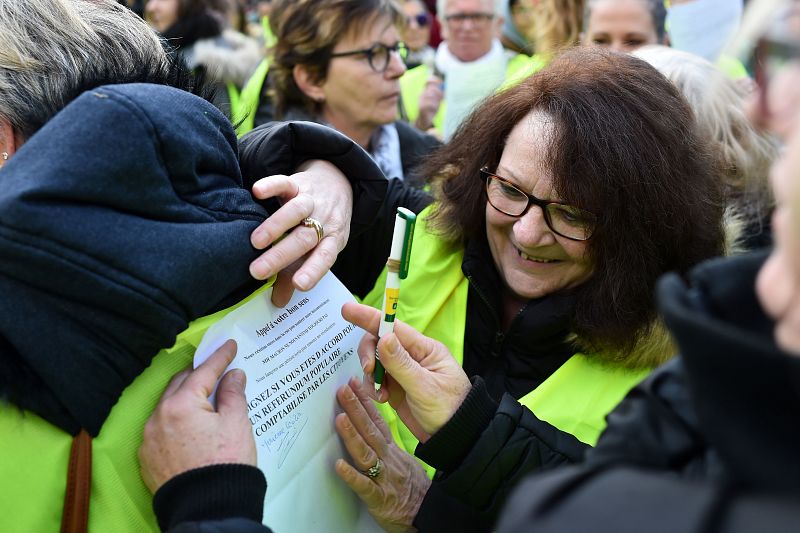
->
[194, 272, 381, 532]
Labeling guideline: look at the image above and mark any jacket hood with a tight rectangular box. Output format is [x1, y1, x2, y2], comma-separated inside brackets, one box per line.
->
[658, 251, 800, 492]
[192, 29, 263, 87]
[0, 83, 266, 436]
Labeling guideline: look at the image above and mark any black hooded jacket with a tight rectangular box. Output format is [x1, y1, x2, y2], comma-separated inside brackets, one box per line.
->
[496, 251, 800, 533]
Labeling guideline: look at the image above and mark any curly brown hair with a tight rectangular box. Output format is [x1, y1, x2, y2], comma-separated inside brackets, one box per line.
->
[421, 47, 725, 361]
[268, 0, 403, 117]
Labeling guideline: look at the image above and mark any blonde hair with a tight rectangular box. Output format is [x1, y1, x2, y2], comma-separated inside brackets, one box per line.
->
[531, 0, 585, 58]
[634, 45, 777, 248]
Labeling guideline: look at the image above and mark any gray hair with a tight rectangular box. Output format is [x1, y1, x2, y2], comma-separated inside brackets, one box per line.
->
[436, 0, 505, 20]
[633, 44, 777, 203]
[0, 0, 174, 139]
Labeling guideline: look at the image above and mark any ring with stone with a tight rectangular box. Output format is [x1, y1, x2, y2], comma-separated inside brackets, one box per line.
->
[302, 217, 324, 244]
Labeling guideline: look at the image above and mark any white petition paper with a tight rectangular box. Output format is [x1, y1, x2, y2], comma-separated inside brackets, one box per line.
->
[193, 272, 380, 532]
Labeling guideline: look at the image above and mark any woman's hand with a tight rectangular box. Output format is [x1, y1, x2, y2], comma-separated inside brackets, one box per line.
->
[335, 378, 431, 533]
[249, 159, 353, 306]
[341, 302, 472, 442]
[138, 340, 256, 493]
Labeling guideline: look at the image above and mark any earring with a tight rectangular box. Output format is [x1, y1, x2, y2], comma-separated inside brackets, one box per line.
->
[0, 152, 7, 168]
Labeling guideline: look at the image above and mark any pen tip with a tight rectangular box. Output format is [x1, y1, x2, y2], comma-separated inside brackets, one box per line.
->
[374, 382, 381, 392]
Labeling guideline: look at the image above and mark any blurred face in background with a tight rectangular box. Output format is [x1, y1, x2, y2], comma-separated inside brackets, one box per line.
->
[442, 0, 503, 61]
[145, 0, 180, 33]
[582, 0, 659, 53]
[754, 1, 800, 354]
[402, 0, 432, 51]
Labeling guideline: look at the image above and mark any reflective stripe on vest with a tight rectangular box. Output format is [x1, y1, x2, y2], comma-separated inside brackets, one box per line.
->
[0, 281, 274, 532]
[398, 53, 546, 134]
[362, 205, 649, 476]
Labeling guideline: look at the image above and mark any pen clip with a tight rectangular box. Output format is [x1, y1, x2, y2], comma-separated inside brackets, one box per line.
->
[397, 207, 416, 279]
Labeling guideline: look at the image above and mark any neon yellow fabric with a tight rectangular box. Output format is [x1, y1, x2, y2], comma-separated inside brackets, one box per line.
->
[0, 281, 273, 532]
[363, 206, 649, 476]
[235, 58, 270, 137]
[398, 53, 545, 134]
[717, 55, 749, 80]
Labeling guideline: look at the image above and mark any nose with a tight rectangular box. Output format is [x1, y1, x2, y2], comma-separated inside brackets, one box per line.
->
[385, 50, 407, 78]
[609, 41, 628, 54]
[513, 205, 556, 247]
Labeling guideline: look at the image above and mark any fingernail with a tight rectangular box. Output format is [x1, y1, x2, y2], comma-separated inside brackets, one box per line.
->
[249, 262, 265, 280]
[230, 369, 246, 387]
[385, 335, 399, 355]
[295, 273, 310, 290]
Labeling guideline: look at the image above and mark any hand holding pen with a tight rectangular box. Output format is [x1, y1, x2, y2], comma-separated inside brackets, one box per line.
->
[375, 207, 416, 391]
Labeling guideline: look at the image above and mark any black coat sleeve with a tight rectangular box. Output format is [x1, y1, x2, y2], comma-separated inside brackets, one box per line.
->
[497, 466, 800, 533]
[412, 377, 587, 532]
[155, 464, 272, 533]
[238, 121, 432, 297]
[493, 359, 800, 533]
[238, 120, 388, 238]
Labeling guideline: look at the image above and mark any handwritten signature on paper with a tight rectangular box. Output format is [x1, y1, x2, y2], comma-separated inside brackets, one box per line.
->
[263, 412, 309, 469]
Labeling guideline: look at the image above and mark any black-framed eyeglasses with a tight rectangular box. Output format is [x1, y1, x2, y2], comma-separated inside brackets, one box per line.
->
[330, 41, 409, 73]
[407, 13, 430, 27]
[481, 168, 598, 241]
[444, 12, 494, 26]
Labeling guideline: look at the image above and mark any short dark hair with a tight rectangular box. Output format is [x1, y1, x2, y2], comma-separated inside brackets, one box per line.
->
[422, 47, 725, 362]
[269, 0, 403, 117]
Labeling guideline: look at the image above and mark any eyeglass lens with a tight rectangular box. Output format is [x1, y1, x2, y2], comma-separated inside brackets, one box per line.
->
[446, 12, 494, 25]
[485, 173, 595, 240]
[367, 43, 407, 72]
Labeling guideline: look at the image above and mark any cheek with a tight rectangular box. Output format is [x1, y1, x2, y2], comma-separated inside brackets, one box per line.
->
[757, 251, 796, 319]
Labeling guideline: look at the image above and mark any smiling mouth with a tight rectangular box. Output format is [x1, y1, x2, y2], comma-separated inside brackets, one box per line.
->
[519, 250, 558, 263]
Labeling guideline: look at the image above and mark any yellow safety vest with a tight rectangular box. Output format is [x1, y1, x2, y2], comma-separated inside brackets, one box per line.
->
[234, 58, 271, 137]
[398, 53, 545, 134]
[0, 282, 273, 532]
[362, 206, 649, 476]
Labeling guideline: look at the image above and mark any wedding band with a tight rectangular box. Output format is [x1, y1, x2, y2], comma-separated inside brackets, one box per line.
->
[302, 217, 324, 245]
[363, 457, 383, 479]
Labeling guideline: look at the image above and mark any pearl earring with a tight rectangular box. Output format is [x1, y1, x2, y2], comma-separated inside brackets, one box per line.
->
[1, 152, 7, 160]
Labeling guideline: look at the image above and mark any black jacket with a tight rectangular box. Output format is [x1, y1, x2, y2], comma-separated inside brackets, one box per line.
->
[495, 251, 800, 533]
[238, 120, 432, 298]
[410, 239, 585, 532]
[252, 94, 441, 186]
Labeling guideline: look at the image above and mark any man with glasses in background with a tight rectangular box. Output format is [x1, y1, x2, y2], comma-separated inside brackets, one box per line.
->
[400, 0, 544, 137]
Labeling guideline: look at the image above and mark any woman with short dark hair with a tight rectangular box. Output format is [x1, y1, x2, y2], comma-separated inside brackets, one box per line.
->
[238, 0, 440, 186]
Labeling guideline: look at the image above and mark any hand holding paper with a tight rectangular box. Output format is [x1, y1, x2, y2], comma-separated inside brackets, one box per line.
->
[139, 340, 256, 493]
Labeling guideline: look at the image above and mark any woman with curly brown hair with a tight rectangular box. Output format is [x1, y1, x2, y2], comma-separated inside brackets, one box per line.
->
[328, 46, 727, 532]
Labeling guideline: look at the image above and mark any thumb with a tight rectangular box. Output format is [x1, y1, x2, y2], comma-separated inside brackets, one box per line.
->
[215, 368, 248, 415]
[378, 333, 427, 394]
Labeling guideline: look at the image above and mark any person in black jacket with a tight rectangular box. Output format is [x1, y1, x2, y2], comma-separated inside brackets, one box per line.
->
[0, 1, 392, 531]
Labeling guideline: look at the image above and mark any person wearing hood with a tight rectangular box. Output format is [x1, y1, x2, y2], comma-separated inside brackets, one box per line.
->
[146, 0, 263, 118]
[0, 0, 393, 531]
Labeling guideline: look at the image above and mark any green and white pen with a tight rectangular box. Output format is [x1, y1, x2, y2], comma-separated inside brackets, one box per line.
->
[375, 207, 416, 391]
